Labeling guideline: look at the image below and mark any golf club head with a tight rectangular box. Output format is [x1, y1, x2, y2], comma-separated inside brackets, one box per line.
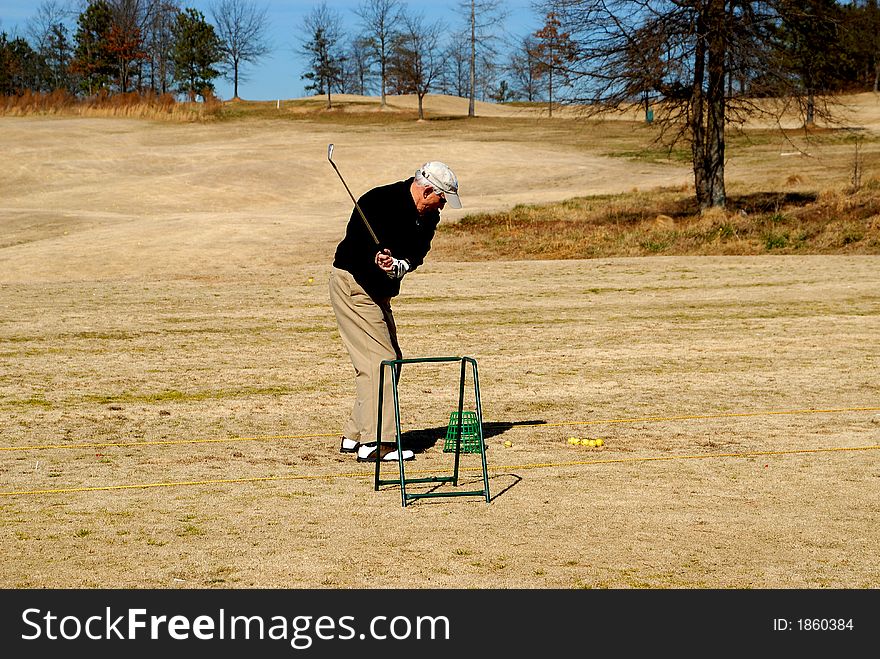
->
[327, 143, 334, 161]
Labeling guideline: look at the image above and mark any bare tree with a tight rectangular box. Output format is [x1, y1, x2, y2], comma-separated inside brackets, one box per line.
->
[439, 31, 470, 97]
[390, 10, 445, 120]
[26, 1, 76, 91]
[344, 34, 376, 95]
[542, 0, 839, 210]
[26, 0, 71, 50]
[210, 0, 271, 100]
[532, 9, 575, 117]
[508, 34, 542, 102]
[459, 0, 506, 117]
[475, 50, 499, 101]
[354, 0, 401, 107]
[143, 0, 178, 94]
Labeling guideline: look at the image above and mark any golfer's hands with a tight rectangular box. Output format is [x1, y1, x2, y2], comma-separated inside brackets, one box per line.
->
[375, 249, 409, 279]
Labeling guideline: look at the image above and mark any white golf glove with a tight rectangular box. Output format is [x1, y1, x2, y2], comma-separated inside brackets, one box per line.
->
[387, 257, 410, 279]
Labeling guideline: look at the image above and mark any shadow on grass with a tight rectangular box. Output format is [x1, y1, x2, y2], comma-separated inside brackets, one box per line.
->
[399, 473, 522, 505]
[399, 419, 546, 453]
[379, 422, 541, 505]
[727, 191, 818, 213]
[661, 191, 819, 219]
[488, 474, 523, 503]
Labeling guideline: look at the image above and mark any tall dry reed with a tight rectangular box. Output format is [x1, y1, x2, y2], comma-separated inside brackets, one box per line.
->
[0, 90, 221, 122]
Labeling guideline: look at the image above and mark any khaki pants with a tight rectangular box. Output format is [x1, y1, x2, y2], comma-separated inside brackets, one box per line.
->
[329, 267, 402, 443]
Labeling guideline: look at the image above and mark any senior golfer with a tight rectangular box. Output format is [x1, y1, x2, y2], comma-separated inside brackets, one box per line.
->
[330, 161, 462, 462]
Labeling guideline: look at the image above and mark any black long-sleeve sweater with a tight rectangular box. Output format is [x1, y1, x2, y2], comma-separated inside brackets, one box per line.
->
[333, 177, 440, 300]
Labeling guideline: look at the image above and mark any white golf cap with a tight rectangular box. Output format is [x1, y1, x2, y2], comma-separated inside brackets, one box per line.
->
[417, 161, 462, 208]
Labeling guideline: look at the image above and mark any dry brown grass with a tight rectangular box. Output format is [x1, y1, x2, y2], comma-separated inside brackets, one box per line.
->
[436, 180, 880, 259]
[0, 90, 222, 122]
[1, 99, 879, 592]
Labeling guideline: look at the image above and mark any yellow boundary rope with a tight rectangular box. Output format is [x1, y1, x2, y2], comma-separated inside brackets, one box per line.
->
[2, 444, 878, 498]
[539, 406, 880, 427]
[2, 406, 877, 453]
[0, 432, 337, 452]
[1, 405, 877, 497]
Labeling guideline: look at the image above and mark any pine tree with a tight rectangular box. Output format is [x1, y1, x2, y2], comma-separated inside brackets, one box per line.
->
[45, 22, 74, 93]
[170, 8, 222, 100]
[0, 33, 41, 95]
[72, 0, 115, 95]
[299, 3, 346, 109]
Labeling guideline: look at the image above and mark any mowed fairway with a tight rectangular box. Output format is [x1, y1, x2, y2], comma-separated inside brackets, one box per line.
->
[1, 95, 879, 588]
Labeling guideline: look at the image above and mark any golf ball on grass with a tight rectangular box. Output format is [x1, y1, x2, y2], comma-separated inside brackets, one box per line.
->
[567, 437, 580, 445]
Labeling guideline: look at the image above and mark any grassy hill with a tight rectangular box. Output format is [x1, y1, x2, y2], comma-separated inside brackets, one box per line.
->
[4, 90, 879, 258]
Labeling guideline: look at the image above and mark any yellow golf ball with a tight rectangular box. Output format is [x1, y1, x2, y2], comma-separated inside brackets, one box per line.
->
[503, 440, 513, 448]
[594, 438, 605, 447]
[567, 437, 580, 445]
[581, 438, 596, 447]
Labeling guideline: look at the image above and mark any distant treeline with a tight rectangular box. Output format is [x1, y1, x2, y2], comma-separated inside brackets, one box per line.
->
[1, 1, 233, 103]
[3, 1, 879, 107]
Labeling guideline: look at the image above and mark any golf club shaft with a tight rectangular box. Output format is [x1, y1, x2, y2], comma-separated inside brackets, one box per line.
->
[327, 145, 380, 245]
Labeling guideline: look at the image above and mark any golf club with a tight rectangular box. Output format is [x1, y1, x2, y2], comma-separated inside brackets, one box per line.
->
[327, 143, 380, 245]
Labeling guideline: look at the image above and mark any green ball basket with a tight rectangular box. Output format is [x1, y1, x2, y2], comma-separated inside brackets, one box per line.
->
[443, 410, 483, 453]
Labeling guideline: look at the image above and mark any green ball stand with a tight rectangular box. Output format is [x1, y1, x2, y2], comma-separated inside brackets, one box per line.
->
[373, 356, 491, 507]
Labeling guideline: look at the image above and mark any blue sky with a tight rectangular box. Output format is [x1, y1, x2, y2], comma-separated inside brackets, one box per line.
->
[1, 0, 541, 101]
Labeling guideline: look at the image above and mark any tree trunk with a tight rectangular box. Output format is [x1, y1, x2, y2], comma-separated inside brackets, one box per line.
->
[691, 0, 727, 210]
[468, 0, 475, 117]
[705, 0, 726, 208]
[380, 48, 387, 108]
[418, 92, 424, 120]
[805, 89, 815, 127]
[691, 7, 707, 208]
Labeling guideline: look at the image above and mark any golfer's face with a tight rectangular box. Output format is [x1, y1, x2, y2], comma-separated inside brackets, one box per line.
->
[428, 188, 447, 210]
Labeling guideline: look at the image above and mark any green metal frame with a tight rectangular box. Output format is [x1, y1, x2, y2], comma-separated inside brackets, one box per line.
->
[373, 356, 491, 507]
